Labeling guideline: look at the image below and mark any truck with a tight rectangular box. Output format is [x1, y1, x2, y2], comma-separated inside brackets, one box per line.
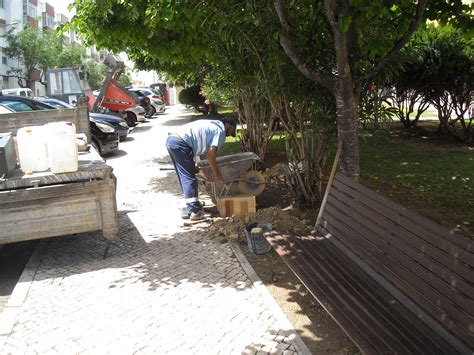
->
[0, 107, 118, 254]
[45, 54, 149, 126]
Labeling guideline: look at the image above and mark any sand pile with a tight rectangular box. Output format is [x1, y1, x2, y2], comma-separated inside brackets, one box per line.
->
[193, 206, 315, 243]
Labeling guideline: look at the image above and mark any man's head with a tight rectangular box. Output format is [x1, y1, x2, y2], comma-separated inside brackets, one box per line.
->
[222, 117, 237, 137]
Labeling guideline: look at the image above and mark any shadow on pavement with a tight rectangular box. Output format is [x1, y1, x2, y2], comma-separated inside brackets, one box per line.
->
[104, 150, 128, 160]
[0, 240, 39, 311]
[159, 114, 203, 126]
[121, 136, 135, 142]
[131, 125, 152, 133]
[29, 211, 254, 294]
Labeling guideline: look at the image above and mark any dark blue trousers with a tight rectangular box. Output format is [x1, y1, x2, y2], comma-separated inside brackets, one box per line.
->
[166, 136, 201, 214]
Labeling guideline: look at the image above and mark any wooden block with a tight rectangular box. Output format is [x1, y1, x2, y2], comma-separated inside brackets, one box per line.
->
[217, 194, 256, 217]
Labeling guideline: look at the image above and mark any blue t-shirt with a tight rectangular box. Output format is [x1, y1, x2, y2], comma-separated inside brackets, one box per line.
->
[173, 120, 226, 156]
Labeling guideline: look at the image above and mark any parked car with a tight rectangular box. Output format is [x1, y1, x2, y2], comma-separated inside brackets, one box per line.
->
[1, 88, 34, 98]
[128, 90, 153, 118]
[0, 95, 119, 156]
[92, 89, 146, 127]
[0, 103, 15, 114]
[36, 98, 130, 141]
[122, 104, 146, 126]
[129, 87, 166, 116]
[89, 112, 129, 141]
[89, 118, 120, 156]
[0, 95, 56, 111]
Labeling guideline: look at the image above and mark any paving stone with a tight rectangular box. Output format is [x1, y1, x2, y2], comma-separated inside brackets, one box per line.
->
[0, 106, 309, 355]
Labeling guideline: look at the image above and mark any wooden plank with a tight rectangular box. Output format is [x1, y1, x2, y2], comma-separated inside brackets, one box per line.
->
[326, 191, 474, 293]
[316, 224, 473, 355]
[0, 180, 111, 202]
[217, 194, 256, 217]
[291, 236, 437, 353]
[334, 178, 474, 266]
[335, 173, 472, 252]
[0, 179, 118, 245]
[265, 232, 457, 354]
[267, 233, 389, 353]
[327, 187, 474, 286]
[332, 176, 474, 267]
[320, 208, 473, 345]
[315, 140, 342, 226]
[0, 199, 102, 244]
[304, 233, 457, 354]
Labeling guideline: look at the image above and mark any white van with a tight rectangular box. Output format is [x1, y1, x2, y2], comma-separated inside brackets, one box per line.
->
[2, 88, 33, 98]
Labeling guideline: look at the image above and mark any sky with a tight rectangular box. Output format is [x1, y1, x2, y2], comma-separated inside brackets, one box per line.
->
[48, 0, 74, 18]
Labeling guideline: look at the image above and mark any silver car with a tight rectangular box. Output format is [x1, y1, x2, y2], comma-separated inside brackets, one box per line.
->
[129, 88, 166, 117]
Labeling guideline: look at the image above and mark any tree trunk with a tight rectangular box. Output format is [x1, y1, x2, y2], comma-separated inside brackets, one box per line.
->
[272, 96, 331, 207]
[235, 86, 276, 161]
[335, 77, 360, 180]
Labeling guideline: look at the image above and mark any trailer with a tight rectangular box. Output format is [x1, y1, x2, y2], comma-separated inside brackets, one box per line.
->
[0, 107, 118, 249]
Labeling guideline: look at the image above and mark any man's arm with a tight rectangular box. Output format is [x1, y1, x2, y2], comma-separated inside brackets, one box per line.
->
[207, 146, 224, 182]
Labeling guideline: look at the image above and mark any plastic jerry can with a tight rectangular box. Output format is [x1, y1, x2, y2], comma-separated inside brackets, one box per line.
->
[16, 126, 49, 174]
[45, 122, 78, 174]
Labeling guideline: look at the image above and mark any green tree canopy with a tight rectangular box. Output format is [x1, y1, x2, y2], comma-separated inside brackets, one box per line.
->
[84, 60, 105, 90]
[68, 0, 473, 178]
[56, 44, 86, 68]
[6, 24, 88, 88]
[5, 25, 61, 87]
[118, 72, 132, 88]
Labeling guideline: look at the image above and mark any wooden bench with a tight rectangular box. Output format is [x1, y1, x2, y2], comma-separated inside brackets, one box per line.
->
[265, 153, 473, 354]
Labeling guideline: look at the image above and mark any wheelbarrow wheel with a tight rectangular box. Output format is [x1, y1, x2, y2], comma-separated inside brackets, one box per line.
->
[238, 170, 265, 196]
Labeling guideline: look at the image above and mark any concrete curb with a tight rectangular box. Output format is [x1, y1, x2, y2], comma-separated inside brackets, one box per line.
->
[230, 242, 312, 355]
[0, 240, 48, 350]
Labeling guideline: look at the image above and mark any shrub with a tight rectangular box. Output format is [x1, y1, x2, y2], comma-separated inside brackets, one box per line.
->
[178, 85, 205, 112]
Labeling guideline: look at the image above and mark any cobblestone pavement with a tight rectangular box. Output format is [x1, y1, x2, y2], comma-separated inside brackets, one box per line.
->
[0, 106, 310, 354]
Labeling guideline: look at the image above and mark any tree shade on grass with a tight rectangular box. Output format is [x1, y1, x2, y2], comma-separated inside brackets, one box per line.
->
[222, 129, 473, 236]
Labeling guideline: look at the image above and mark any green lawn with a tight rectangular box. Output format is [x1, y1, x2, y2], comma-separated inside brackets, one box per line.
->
[359, 131, 473, 235]
[221, 129, 473, 235]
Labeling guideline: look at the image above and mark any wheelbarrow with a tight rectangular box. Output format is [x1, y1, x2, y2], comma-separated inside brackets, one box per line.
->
[196, 152, 266, 201]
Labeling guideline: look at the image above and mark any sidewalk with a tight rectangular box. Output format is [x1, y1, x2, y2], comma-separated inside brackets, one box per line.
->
[0, 106, 310, 354]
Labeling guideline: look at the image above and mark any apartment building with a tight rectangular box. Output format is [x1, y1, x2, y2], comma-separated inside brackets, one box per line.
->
[0, 0, 23, 90]
[0, 0, 102, 96]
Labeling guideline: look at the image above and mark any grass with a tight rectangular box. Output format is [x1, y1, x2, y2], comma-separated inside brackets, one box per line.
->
[217, 106, 237, 115]
[220, 133, 286, 156]
[411, 109, 438, 119]
[418, 109, 438, 119]
[359, 131, 473, 235]
[221, 128, 473, 235]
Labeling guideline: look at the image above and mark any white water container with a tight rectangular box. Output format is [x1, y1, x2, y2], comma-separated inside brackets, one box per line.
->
[45, 122, 78, 174]
[16, 126, 49, 174]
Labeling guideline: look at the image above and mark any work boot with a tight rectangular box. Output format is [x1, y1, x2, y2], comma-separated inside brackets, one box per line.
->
[180, 207, 190, 219]
[190, 210, 206, 221]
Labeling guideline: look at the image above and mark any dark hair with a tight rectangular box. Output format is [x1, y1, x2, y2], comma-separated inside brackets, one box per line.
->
[222, 117, 237, 136]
